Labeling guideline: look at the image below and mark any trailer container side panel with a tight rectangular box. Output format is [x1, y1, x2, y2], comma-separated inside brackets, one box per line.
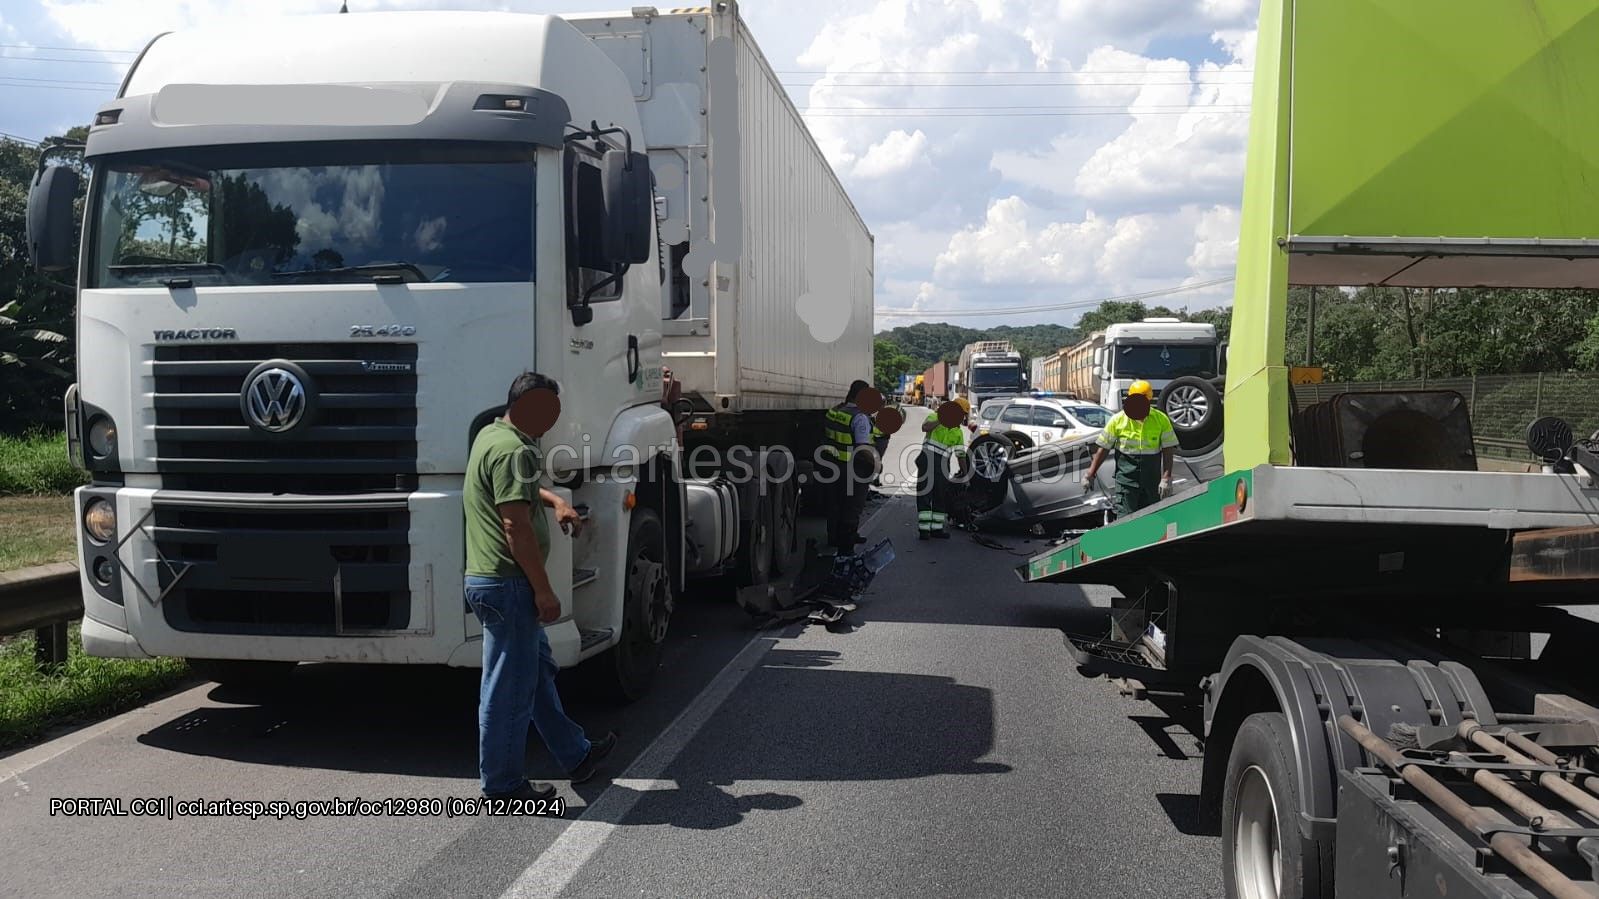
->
[730, 17, 873, 411]
[922, 362, 948, 401]
[569, 8, 873, 413]
[1063, 332, 1103, 402]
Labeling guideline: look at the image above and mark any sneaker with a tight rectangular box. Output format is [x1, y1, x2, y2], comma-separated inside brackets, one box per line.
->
[484, 780, 557, 801]
[568, 731, 618, 784]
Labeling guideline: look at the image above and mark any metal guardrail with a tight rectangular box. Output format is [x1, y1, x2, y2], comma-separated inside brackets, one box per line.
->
[0, 562, 82, 672]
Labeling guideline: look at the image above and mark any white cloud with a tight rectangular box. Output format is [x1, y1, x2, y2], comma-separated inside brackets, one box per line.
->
[852, 129, 930, 179]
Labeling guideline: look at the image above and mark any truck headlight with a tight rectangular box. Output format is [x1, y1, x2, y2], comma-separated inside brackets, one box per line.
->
[87, 415, 116, 459]
[83, 497, 116, 543]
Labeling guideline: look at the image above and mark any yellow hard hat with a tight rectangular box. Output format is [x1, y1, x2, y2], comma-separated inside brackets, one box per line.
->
[1127, 380, 1154, 398]
[955, 397, 971, 413]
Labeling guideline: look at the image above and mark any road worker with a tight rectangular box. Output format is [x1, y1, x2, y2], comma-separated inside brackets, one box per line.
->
[823, 380, 877, 553]
[916, 397, 969, 538]
[1081, 380, 1176, 517]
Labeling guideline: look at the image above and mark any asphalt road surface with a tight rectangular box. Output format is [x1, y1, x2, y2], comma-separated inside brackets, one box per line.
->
[1, 423, 1221, 898]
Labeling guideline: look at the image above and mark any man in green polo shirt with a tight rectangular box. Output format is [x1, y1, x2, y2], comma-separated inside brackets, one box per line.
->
[1081, 380, 1177, 517]
[463, 371, 615, 801]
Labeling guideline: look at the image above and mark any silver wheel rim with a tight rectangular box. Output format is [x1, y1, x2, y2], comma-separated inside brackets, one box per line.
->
[972, 441, 1007, 479]
[629, 555, 670, 644]
[1234, 765, 1282, 899]
[1167, 385, 1209, 429]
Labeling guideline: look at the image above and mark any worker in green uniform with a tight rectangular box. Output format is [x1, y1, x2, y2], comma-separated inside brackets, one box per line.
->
[1081, 380, 1177, 517]
[916, 397, 969, 538]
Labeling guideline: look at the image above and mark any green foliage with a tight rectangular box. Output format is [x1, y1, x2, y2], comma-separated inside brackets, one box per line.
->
[0, 132, 87, 434]
[0, 622, 190, 750]
[0, 431, 85, 495]
[872, 338, 919, 392]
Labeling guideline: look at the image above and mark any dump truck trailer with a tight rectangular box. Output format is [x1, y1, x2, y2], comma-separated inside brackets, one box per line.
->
[1018, 2, 1599, 897]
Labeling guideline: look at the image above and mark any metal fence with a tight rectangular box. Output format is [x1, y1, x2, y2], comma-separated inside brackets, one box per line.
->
[1292, 372, 1599, 464]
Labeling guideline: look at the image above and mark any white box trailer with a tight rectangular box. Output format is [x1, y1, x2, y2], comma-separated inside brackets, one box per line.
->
[569, 4, 875, 416]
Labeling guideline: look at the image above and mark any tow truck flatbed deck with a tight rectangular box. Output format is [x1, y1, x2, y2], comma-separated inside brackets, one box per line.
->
[1018, 465, 1599, 588]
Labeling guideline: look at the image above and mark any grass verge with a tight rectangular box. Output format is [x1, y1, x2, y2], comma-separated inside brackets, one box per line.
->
[0, 431, 85, 496]
[0, 623, 191, 750]
[0, 494, 75, 572]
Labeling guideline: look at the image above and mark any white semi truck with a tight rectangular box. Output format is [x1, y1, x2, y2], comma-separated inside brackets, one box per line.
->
[1065, 318, 1224, 466]
[955, 340, 1026, 411]
[24, 3, 873, 698]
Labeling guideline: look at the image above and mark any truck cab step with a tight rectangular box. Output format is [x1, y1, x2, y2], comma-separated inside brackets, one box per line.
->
[572, 568, 597, 589]
[578, 627, 613, 652]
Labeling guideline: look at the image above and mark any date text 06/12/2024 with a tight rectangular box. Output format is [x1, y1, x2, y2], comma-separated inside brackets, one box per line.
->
[48, 797, 565, 820]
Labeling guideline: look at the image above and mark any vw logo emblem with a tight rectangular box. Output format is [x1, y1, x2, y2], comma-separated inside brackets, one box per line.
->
[242, 366, 308, 433]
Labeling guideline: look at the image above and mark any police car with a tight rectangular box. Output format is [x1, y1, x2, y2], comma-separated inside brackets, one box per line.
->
[969, 393, 1112, 480]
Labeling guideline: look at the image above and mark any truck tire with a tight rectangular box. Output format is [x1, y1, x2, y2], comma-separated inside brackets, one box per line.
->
[768, 477, 803, 577]
[599, 509, 673, 702]
[186, 659, 296, 695]
[737, 488, 773, 586]
[1223, 712, 1329, 899]
[1161, 375, 1223, 445]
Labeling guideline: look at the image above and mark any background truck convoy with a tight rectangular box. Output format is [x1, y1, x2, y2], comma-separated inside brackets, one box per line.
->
[24, 2, 872, 699]
[1021, 2, 1599, 897]
[919, 361, 950, 407]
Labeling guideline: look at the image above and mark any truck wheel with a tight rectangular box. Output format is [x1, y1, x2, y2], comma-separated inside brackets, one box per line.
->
[1223, 712, 1327, 899]
[186, 659, 296, 695]
[737, 488, 773, 586]
[600, 509, 672, 702]
[768, 478, 803, 577]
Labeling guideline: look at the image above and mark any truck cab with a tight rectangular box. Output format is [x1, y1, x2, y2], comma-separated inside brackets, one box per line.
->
[27, 10, 683, 698]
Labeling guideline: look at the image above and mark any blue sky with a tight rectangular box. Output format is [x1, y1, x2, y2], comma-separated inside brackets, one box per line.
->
[0, 0, 1259, 328]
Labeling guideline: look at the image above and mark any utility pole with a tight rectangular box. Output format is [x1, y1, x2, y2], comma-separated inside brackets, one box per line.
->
[1306, 285, 1317, 366]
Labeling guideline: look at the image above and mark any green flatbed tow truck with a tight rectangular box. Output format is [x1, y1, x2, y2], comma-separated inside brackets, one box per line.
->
[1018, 3, 1599, 898]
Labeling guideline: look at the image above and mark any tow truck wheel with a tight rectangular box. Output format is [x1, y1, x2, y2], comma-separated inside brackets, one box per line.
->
[1223, 712, 1327, 899]
[600, 509, 672, 702]
[186, 659, 296, 695]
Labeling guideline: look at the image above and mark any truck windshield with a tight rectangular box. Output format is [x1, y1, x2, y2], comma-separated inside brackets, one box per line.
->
[88, 142, 534, 288]
[970, 365, 1022, 389]
[1112, 345, 1216, 379]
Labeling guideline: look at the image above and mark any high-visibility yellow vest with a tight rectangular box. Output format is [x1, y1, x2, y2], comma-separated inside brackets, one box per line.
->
[924, 413, 966, 455]
[1095, 409, 1178, 456]
[824, 404, 858, 460]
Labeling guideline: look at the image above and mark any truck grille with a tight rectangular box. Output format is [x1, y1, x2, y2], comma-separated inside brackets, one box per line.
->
[154, 503, 411, 636]
[152, 343, 418, 487]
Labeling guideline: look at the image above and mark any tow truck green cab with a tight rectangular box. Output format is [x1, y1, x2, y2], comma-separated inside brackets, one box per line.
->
[1021, 3, 1599, 897]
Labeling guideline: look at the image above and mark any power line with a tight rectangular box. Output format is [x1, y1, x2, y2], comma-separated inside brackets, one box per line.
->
[778, 68, 1253, 75]
[0, 42, 138, 54]
[0, 131, 42, 145]
[0, 52, 131, 64]
[0, 73, 119, 85]
[876, 277, 1234, 318]
[787, 80, 1252, 88]
[800, 103, 1248, 110]
[801, 110, 1248, 118]
[0, 80, 115, 92]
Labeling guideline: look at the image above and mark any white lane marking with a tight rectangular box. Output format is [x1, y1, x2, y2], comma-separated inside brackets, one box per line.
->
[500, 495, 903, 898]
[499, 634, 776, 899]
[0, 682, 211, 787]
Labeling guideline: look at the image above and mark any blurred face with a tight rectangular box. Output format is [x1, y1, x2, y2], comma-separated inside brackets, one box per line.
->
[1123, 394, 1151, 421]
[508, 388, 561, 438]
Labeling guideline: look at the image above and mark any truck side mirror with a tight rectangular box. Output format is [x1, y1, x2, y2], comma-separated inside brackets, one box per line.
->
[601, 149, 652, 264]
[1218, 341, 1229, 376]
[27, 163, 81, 273]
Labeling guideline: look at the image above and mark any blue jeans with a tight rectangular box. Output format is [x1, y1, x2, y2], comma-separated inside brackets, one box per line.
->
[464, 575, 592, 794]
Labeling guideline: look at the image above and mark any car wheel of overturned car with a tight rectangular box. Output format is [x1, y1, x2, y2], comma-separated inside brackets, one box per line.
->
[599, 508, 672, 702]
[969, 434, 1013, 481]
[1160, 375, 1224, 454]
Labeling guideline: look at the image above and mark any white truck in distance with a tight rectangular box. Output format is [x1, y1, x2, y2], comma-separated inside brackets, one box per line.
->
[1065, 319, 1225, 468]
[25, 4, 873, 699]
[955, 340, 1026, 411]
